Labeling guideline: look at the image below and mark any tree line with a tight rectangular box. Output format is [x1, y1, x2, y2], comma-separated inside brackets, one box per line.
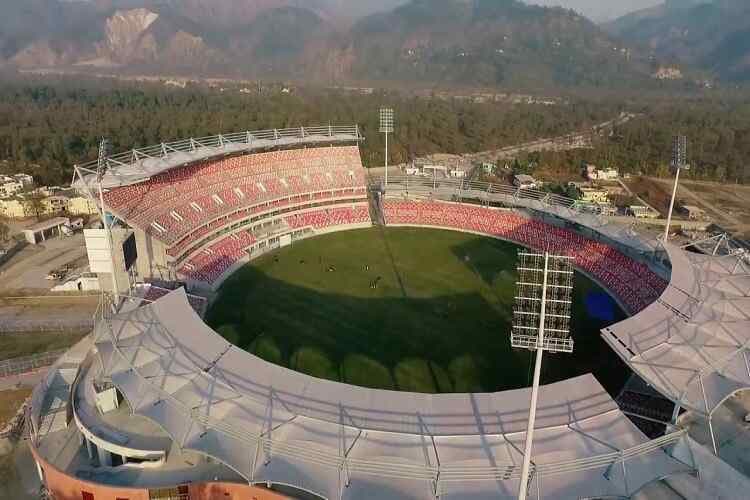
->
[0, 76, 748, 186]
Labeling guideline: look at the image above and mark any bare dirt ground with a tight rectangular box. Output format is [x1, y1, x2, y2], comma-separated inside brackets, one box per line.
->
[0, 234, 98, 331]
[0, 234, 88, 293]
[0, 296, 98, 332]
[624, 177, 674, 217]
[624, 176, 750, 240]
[677, 180, 750, 234]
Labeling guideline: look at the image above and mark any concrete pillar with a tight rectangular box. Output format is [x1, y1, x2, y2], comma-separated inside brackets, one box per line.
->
[97, 446, 112, 467]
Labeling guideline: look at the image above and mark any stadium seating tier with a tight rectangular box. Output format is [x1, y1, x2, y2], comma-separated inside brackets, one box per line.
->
[103, 146, 367, 247]
[383, 200, 667, 314]
[178, 205, 371, 285]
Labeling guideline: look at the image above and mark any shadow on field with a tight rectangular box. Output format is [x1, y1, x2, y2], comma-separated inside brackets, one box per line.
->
[206, 262, 629, 395]
[375, 224, 408, 298]
[450, 237, 517, 289]
[450, 238, 519, 314]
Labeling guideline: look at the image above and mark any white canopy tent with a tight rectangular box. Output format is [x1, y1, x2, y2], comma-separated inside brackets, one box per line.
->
[602, 238, 750, 453]
[89, 289, 692, 499]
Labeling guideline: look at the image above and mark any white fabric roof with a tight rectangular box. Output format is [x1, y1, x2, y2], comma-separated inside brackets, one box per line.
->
[92, 288, 691, 499]
[602, 242, 750, 415]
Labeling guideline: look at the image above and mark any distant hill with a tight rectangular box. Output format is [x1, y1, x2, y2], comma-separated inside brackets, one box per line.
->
[605, 0, 750, 81]
[346, 0, 648, 87]
[0, 0, 653, 87]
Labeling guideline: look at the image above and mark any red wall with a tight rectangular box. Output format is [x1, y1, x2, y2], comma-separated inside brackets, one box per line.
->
[188, 482, 289, 500]
[30, 444, 289, 500]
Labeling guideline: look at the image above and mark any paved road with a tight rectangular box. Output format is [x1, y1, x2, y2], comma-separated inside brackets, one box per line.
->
[467, 112, 638, 164]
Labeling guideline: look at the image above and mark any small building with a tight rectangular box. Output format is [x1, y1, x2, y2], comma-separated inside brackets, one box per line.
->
[579, 187, 610, 205]
[422, 165, 448, 178]
[0, 188, 97, 219]
[583, 163, 597, 180]
[583, 164, 619, 181]
[597, 204, 618, 217]
[0, 197, 30, 218]
[514, 174, 538, 189]
[22, 217, 71, 244]
[13, 173, 34, 187]
[596, 168, 619, 181]
[44, 194, 69, 214]
[0, 176, 23, 199]
[481, 162, 496, 174]
[653, 66, 683, 80]
[629, 205, 658, 219]
[51, 272, 100, 293]
[449, 168, 467, 178]
[67, 195, 99, 216]
[678, 204, 708, 221]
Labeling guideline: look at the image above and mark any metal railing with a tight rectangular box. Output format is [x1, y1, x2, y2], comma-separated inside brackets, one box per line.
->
[75, 125, 362, 174]
[94, 301, 691, 495]
[0, 349, 67, 378]
[0, 318, 94, 334]
[381, 174, 606, 217]
[378, 174, 667, 268]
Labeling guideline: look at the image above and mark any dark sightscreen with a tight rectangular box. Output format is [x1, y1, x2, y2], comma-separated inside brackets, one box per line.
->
[123, 233, 137, 270]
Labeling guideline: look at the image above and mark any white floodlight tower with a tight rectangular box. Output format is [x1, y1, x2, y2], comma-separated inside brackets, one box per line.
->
[379, 107, 394, 190]
[664, 135, 689, 242]
[512, 250, 575, 500]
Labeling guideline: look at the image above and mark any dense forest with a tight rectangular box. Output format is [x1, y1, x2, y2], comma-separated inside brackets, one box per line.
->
[581, 98, 750, 183]
[0, 77, 749, 186]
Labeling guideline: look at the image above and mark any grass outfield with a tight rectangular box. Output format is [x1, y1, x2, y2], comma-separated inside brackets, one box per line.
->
[207, 227, 630, 394]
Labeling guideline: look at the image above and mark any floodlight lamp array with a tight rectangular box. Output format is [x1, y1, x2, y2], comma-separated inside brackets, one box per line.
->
[379, 108, 394, 133]
[671, 135, 689, 170]
[511, 251, 574, 353]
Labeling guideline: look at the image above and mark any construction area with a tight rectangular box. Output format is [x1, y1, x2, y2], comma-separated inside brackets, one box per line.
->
[626, 176, 750, 241]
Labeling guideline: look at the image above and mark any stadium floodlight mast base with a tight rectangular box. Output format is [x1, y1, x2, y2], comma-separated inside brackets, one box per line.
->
[72, 139, 122, 313]
[664, 135, 689, 243]
[512, 251, 574, 500]
[96, 138, 122, 311]
[379, 108, 394, 191]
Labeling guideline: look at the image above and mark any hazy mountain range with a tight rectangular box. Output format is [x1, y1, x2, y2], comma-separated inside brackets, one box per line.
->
[604, 0, 750, 81]
[0, 0, 748, 86]
[525, 0, 661, 23]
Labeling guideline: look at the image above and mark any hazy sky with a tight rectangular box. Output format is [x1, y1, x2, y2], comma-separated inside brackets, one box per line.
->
[525, 0, 663, 22]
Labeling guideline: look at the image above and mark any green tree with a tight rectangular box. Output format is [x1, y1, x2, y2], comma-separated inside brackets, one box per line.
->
[26, 194, 46, 221]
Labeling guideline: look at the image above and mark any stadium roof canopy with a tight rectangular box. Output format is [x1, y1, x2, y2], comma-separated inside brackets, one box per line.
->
[73, 126, 362, 191]
[603, 236, 750, 418]
[93, 288, 691, 499]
